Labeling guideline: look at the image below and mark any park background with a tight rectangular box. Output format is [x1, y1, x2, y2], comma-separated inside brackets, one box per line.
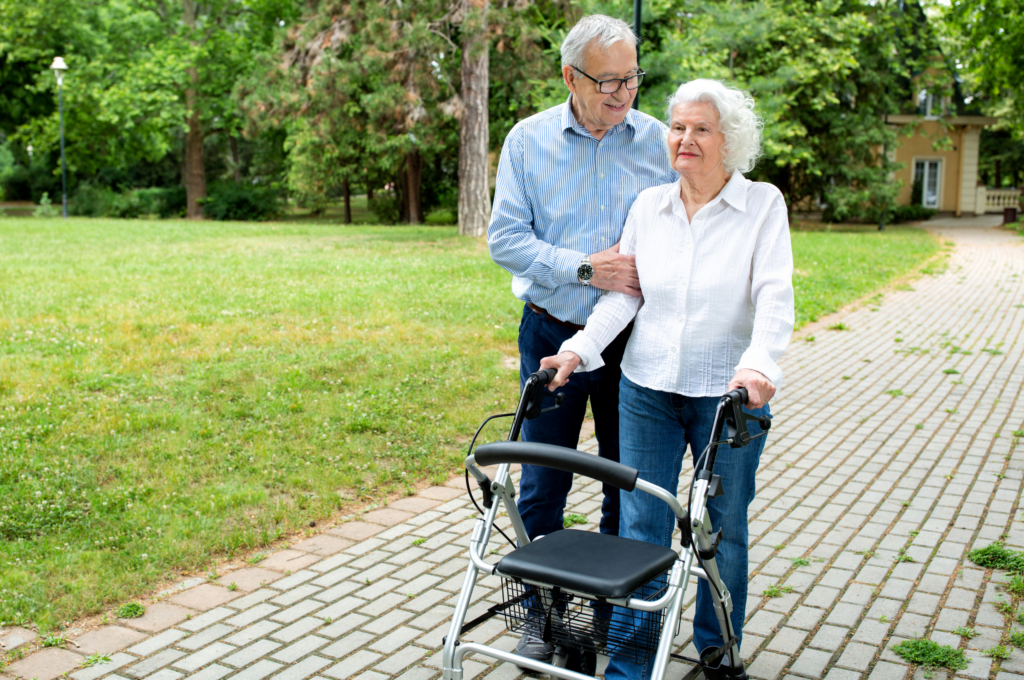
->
[0, 0, 1022, 644]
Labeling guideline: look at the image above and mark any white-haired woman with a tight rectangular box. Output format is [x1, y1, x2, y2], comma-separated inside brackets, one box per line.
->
[541, 79, 794, 680]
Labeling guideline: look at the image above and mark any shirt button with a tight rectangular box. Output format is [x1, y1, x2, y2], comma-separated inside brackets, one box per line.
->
[601, 237, 607, 243]
[600, 173, 605, 178]
[600, 205, 605, 211]
[670, 346, 678, 353]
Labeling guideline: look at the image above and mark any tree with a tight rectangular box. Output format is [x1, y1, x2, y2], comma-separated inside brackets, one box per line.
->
[457, 0, 490, 236]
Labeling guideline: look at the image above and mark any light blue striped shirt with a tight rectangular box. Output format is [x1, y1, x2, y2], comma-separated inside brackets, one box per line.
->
[488, 96, 678, 327]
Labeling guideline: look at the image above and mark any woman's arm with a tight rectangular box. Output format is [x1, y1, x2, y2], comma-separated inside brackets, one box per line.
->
[542, 208, 645, 388]
[731, 190, 795, 406]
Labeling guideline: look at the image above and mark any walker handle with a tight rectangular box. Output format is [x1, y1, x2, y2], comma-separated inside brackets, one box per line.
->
[473, 441, 639, 492]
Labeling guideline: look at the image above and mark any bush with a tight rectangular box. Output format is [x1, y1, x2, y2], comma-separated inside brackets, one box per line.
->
[33, 192, 60, 218]
[71, 184, 117, 217]
[368, 191, 401, 224]
[200, 182, 280, 221]
[893, 204, 937, 223]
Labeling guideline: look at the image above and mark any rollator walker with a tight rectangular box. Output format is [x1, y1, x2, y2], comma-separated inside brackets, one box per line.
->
[441, 368, 771, 680]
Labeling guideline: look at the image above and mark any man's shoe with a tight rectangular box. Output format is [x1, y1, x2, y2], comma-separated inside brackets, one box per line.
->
[513, 627, 554, 667]
[575, 615, 611, 651]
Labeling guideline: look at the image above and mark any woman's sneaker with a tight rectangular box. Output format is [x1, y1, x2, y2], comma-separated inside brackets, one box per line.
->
[513, 626, 554, 666]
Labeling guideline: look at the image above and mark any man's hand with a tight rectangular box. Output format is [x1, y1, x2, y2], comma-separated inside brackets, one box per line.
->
[727, 369, 776, 409]
[589, 242, 641, 297]
[539, 352, 582, 391]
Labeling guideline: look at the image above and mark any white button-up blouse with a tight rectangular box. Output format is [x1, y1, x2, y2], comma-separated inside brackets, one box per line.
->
[560, 172, 795, 396]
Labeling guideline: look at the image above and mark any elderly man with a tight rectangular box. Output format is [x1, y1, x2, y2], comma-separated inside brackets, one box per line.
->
[487, 13, 677, 663]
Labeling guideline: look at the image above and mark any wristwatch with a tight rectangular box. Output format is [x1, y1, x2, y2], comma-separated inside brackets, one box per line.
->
[576, 255, 594, 286]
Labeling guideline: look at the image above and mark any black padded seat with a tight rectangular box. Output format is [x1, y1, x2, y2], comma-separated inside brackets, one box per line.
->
[496, 529, 677, 599]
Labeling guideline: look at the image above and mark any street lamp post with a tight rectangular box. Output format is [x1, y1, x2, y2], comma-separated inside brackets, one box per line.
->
[50, 57, 68, 219]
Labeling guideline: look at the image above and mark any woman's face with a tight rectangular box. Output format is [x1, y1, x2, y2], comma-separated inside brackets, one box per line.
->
[667, 101, 726, 178]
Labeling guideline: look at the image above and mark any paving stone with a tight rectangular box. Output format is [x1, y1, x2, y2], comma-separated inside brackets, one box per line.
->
[177, 623, 237, 651]
[789, 648, 832, 678]
[269, 570, 318, 592]
[259, 550, 323, 572]
[126, 628, 189, 656]
[765, 627, 807, 654]
[267, 656, 331, 680]
[143, 670, 184, 680]
[747, 651, 790, 680]
[323, 651, 382, 679]
[121, 602, 191, 632]
[171, 642, 236, 672]
[371, 646, 428, 675]
[419, 486, 464, 501]
[216, 568, 282, 592]
[72, 626, 147, 655]
[289, 535, 354, 556]
[809, 625, 848, 651]
[70, 653, 136, 680]
[327, 522, 384, 542]
[269, 635, 329, 663]
[168, 584, 242, 611]
[270, 599, 323, 623]
[222, 640, 282, 668]
[230, 660, 283, 680]
[835, 642, 877, 672]
[227, 589, 278, 610]
[180, 606, 235, 632]
[6, 648, 87, 680]
[123, 649, 187, 678]
[224, 603, 281, 627]
[321, 632, 374, 659]
[221, 621, 282, 647]
[0, 627, 37, 650]
[363, 508, 416, 526]
[389, 497, 442, 513]
[867, 661, 909, 680]
[187, 664, 233, 680]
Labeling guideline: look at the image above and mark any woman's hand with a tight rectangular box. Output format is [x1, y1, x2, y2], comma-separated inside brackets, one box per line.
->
[539, 352, 582, 391]
[727, 369, 775, 408]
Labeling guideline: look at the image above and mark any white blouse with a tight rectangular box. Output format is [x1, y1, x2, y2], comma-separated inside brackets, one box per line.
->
[560, 172, 794, 395]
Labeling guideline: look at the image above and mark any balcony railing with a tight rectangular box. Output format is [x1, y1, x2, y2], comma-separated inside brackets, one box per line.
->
[974, 186, 1022, 215]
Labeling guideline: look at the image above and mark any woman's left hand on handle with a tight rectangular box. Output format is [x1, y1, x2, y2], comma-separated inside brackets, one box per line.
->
[727, 369, 775, 408]
[539, 352, 582, 391]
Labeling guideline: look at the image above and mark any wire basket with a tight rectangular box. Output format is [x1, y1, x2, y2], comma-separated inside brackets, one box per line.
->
[500, 573, 670, 664]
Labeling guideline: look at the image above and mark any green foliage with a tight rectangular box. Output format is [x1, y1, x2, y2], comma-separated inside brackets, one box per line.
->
[81, 653, 112, 668]
[369, 193, 402, 226]
[115, 602, 145, 619]
[893, 204, 938, 223]
[983, 645, 1011, 660]
[891, 639, 968, 670]
[1010, 630, 1024, 648]
[762, 584, 794, 598]
[563, 514, 588, 528]
[969, 542, 1024, 574]
[199, 182, 279, 222]
[33, 192, 59, 218]
[41, 632, 68, 648]
[953, 626, 978, 639]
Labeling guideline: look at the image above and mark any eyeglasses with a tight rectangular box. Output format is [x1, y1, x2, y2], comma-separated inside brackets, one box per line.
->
[572, 67, 645, 94]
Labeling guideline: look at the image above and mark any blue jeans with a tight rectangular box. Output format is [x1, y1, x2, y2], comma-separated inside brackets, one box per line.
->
[516, 304, 631, 540]
[604, 375, 768, 680]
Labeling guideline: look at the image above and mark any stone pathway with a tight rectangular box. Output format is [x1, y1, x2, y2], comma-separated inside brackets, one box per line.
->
[2, 218, 1023, 680]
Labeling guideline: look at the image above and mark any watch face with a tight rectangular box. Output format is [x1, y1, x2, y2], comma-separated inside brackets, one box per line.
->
[578, 263, 594, 281]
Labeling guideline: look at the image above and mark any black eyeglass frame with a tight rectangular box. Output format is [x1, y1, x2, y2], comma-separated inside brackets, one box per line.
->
[571, 66, 646, 94]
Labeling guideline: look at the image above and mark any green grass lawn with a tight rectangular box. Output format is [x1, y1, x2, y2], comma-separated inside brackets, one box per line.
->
[0, 217, 938, 629]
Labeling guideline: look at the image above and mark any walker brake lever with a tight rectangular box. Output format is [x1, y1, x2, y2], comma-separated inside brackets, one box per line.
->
[724, 389, 772, 449]
[539, 393, 566, 415]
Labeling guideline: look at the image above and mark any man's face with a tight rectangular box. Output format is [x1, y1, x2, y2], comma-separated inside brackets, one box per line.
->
[563, 40, 638, 133]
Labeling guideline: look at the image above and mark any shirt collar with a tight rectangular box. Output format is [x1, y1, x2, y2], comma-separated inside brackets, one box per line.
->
[658, 171, 749, 214]
[561, 94, 637, 138]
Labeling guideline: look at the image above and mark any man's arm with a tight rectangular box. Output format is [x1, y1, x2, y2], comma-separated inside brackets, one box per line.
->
[487, 128, 640, 297]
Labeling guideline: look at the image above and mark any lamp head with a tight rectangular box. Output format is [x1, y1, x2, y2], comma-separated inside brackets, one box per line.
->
[50, 56, 68, 83]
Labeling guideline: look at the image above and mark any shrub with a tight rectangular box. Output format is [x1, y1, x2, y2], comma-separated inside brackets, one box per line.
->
[969, 542, 1024, 574]
[115, 602, 145, 619]
[368, 191, 401, 224]
[70, 183, 117, 217]
[33, 192, 60, 218]
[108, 191, 146, 218]
[200, 182, 280, 221]
[893, 203, 937, 223]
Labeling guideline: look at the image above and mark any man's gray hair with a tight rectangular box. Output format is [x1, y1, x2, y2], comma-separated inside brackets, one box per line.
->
[560, 15, 637, 70]
[667, 79, 763, 175]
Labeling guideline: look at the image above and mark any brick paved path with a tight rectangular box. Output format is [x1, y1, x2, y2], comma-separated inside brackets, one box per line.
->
[3, 219, 1023, 680]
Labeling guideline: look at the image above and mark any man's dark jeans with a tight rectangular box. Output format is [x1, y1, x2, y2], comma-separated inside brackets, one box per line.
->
[516, 303, 631, 540]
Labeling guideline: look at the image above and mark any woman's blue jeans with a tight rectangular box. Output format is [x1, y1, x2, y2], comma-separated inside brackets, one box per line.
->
[604, 375, 768, 680]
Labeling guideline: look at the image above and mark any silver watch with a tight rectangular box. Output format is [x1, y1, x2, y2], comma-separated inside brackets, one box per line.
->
[576, 255, 594, 286]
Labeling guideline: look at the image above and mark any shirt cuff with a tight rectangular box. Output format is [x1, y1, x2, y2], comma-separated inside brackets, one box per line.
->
[556, 250, 585, 285]
[735, 347, 784, 390]
[559, 332, 607, 373]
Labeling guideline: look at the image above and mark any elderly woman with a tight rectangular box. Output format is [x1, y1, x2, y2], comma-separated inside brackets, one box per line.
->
[541, 79, 793, 680]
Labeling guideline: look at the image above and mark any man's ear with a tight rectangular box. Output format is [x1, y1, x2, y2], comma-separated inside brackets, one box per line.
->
[562, 64, 576, 93]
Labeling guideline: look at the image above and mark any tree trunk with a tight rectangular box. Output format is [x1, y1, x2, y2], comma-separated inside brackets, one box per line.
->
[343, 177, 352, 224]
[407, 149, 423, 225]
[995, 160, 1002, 188]
[230, 135, 242, 182]
[458, 0, 491, 237]
[367, 185, 374, 201]
[182, 0, 206, 219]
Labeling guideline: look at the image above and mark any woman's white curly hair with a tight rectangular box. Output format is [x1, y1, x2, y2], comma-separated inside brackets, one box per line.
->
[666, 79, 763, 175]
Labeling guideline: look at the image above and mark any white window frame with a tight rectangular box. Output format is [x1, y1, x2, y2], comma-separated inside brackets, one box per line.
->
[913, 157, 944, 210]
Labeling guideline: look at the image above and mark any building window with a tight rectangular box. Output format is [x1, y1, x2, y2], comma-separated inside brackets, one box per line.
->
[914, 160, 941, 209]
[918, 90, 944, 119]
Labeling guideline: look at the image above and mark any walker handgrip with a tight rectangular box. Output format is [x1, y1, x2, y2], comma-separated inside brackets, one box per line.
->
[473, 441, 639, 492]
[727, 387, 749, 405]
[532, 368, 557, 385]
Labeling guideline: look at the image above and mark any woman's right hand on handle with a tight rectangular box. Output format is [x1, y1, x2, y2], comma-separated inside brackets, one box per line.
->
[539, 352, 582, 391]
